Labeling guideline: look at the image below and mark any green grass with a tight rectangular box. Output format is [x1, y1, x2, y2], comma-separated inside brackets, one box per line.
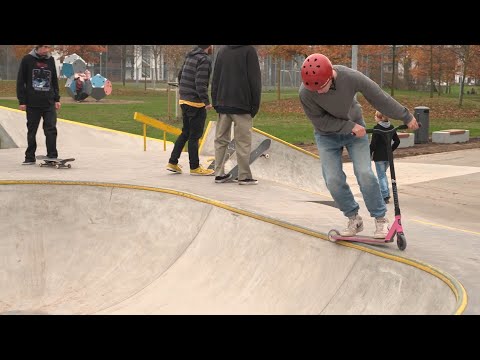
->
[1, 80, 479, 144]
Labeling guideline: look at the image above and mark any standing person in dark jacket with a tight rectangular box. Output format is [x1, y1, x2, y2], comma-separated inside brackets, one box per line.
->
[370, 111, 400, 204]
[166, 45, 215, 176]
[211, 45, 262, 185]
[17, 45, 61, 164]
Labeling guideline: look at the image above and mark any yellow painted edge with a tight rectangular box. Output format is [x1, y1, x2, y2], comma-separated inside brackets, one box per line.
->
[203, 120, 318, 159]
[252, 127, 319, 159]
[413, 219, 480, 237]
[331, 240, 468, 315]
[0, 179, 467, 315]
[199, 120, 214, 154]
[0, 105, 168, 144]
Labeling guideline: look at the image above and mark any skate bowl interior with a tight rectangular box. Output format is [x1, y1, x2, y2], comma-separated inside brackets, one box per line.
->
[0, 183, 461, 315]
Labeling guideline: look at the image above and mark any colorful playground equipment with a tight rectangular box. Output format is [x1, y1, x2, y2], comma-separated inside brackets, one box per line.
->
[62, 54, 112, 101]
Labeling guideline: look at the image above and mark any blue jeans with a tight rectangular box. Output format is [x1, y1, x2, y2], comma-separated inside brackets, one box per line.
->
[374, 161, 390, 199]
[314, 131, 386, 218]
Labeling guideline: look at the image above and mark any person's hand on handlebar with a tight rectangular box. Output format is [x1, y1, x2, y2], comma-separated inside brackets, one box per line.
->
[407, 116, 420, 131]
[351, 123, 366, 137]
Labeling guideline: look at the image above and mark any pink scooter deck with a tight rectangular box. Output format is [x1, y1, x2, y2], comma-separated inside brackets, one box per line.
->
[328, 215, 407, 250]
[328, 230, 393, 245]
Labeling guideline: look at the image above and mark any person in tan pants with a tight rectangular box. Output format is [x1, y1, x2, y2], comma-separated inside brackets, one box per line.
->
[211, 45, 262, 185]
[214, 113, 254, 183]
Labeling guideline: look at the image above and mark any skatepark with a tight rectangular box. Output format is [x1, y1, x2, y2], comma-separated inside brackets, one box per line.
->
[1, 106, 479, 315]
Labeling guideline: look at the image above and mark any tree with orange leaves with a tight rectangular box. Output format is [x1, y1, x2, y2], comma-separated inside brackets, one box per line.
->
[410, 45, 458, 97]
[54, 45, 106, 63]
[13, 45, 106, 64]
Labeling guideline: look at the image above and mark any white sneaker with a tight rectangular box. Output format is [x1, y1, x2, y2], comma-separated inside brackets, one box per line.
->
[339, 215, 363, 236]
[374, 217, 390, 239]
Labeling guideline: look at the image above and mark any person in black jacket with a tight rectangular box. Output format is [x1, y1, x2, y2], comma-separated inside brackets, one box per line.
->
[17, 45, 61, 164]
[211, 45, 262, 185]
[370, 111, 400, 204]
[166, 45, 215, 176]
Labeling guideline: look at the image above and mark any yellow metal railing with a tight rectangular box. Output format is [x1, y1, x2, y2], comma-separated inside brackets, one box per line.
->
[133, 112, 182, 151]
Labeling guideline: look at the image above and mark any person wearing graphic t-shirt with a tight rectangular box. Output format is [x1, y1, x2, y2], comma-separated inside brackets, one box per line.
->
[17, 45, 61, 164]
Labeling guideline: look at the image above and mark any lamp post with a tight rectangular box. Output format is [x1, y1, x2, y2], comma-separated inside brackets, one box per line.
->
[352, 45, 358, 100]
[351, 45, 358, 70]
[99, 52, 103, 74]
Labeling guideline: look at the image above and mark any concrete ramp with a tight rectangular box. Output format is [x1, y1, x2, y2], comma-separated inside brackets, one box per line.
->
[0, 106, 171, 152]
[200, 121, 328, 194]
[0, 183, 459, 314]
[0, 107, 23, 148]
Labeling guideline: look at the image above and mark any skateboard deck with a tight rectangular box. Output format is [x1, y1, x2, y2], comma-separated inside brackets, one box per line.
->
[228, 139, 271, 179]
[36, 156, 75, 169]
[207, 139, 236, 170]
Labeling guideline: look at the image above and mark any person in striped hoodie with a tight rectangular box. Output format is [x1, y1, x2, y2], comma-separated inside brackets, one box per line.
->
[166, 45, 214, 176]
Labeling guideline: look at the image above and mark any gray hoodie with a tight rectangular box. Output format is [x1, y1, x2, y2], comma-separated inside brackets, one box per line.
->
[29, 49, 51, 59]
[299, 65, 413, 135]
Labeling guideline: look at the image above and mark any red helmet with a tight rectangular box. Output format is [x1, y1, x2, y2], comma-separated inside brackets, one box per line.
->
[301, 53, 333, 91]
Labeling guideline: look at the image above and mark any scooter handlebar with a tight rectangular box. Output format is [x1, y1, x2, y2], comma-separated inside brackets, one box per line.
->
[365, 123, 421, 134]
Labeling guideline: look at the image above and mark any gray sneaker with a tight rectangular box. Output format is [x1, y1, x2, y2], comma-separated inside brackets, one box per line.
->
[339, 215, 363, 236]
[373, 217, 390, 239]
[22, 160, 36, 165]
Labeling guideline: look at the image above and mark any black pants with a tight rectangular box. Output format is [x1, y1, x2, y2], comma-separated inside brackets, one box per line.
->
[169, 104, 206, 169]
[25, 105, 58, 161]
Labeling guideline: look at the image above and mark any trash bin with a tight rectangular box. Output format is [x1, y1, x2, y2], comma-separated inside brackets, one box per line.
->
[414, 106, 430, 144]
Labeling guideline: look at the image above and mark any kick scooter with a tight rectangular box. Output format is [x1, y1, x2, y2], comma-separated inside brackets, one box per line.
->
[328, 124, 417, 251]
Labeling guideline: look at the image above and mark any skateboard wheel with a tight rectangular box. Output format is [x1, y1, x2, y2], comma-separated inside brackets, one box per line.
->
[67, 164, 71, 168]
[328, 229, 340, 242]
[55, 164, 60, 169]
[264, 154, 270, 159]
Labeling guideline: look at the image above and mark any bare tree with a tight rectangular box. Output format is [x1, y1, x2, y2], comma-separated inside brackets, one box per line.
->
[391, 45, 396, 96]
[430, 45, 434, 98]
[258, 45, 312, 99]
[152, 45, 162, 82]
[451, 45, 471, 106]
[161, 45, 191, 82]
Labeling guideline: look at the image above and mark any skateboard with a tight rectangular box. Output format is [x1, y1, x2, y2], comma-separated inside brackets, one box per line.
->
[36, 155, 75, 169]
[207, 139, 236, 170]
[227, 139, 271, 179]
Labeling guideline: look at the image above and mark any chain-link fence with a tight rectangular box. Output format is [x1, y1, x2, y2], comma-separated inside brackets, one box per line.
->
[0, 46, 20, 80]
[0, 45, 401, 92]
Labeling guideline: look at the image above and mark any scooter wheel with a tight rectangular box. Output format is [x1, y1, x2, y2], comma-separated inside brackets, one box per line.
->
[328, 229, 340, 242]
[397, 233, 407, 251]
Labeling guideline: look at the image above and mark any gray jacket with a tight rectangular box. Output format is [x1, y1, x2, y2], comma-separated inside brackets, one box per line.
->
[299, 65, 413, 135]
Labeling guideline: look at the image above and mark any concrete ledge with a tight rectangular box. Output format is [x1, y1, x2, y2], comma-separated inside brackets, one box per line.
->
[397, 133, 414, 148]
[432, 129, 469, 144]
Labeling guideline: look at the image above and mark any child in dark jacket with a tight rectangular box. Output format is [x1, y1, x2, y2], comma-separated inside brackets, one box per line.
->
[370, 111, 400, 204]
